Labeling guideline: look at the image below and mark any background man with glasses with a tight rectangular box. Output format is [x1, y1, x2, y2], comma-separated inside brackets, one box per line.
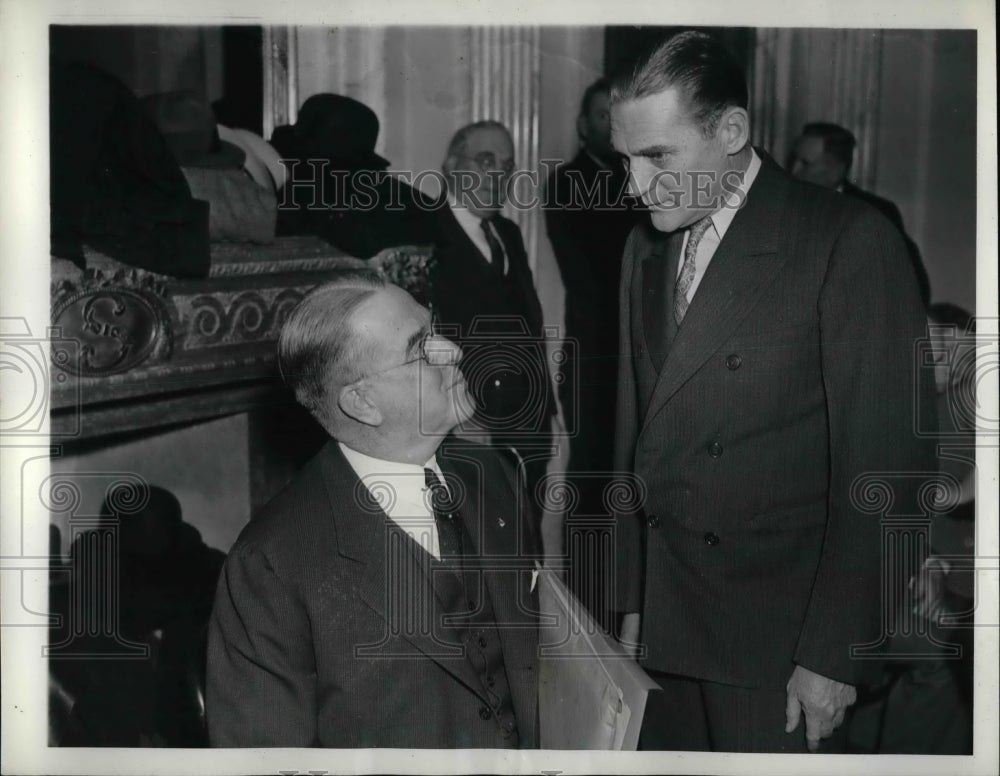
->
[431, 120, 558, 527]
[206, 271, 541, 748]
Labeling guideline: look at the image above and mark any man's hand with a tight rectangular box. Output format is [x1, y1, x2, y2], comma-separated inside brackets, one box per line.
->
[618, 613, 641, 659]
[912, 556, 952, 623]
[784, 664, 856, 751]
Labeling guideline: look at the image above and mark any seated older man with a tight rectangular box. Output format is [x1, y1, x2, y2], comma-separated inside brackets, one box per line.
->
[206, 271, 541, 748]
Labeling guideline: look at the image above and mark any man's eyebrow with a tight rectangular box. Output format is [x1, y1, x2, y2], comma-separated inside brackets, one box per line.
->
[405, 324, 430, 356]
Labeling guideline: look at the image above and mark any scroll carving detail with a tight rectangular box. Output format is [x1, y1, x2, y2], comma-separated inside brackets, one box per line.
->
[176, 287, 308, 349]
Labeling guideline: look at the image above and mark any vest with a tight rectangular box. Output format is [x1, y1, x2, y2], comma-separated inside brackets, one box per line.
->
[434, 529, 520, 746]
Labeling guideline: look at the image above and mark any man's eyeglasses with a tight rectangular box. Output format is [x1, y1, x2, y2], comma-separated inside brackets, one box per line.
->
[359, 322, 461, 380]
[461, 151, 516, 175]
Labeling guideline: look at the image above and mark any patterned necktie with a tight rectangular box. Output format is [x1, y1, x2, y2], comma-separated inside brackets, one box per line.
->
[480, 218, 505, 275]
[673, 216, 714, 325]
[424, 468, 462, 559]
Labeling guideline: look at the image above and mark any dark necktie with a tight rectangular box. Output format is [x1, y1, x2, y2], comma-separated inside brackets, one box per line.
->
[674, 216, 714, 325]
[479, 218, 505, 275]
[424, 468, 462, 560]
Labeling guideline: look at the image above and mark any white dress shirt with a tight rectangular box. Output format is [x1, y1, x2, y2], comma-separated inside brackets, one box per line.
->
[339, 442, 448, 560]
[448, 196, 508, 275]
[676, 148, 762, 304]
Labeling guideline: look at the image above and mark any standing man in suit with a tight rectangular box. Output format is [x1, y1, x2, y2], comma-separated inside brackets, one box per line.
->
[610, 32, 936, 752]
[788, 121, 931, 307]
[432, 120, 557, 521]
[207, 272, 540, 747]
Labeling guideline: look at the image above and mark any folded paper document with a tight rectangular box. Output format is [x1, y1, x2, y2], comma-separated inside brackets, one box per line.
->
[536, 566, 660, 750]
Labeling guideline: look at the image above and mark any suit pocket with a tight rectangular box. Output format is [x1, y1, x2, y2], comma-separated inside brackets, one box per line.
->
[737, 501, 829, 593]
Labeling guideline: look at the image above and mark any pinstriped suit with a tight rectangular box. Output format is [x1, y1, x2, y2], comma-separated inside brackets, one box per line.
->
[613, 152, 937, 701]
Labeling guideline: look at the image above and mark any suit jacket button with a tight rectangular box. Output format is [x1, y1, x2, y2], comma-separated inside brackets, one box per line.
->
[479, 706, 492, 720]
[708, 442, 723, 458]
[478, 636, 487, 648]
[646, 513, 660, 528]
[704, 531, 720, 546]
[637, 345, 645, 356]
[725, 354, 742, 370]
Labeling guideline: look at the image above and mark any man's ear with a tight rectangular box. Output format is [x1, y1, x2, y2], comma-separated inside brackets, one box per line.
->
[338, 382, 383, 427]
[717, 106, 750, 156]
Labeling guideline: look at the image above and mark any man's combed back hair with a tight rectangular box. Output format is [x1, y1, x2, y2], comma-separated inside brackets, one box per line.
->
[278, 270, 386, 425]
[802, 122, 857, 170]
[609, 31, 748, 136]
[446, 119, 510, 158]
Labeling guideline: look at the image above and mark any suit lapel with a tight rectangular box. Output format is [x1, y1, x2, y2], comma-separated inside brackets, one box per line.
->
[641, 229, 684, 374]
[639, 155, 792, 440]
[318, 442, 488, 702]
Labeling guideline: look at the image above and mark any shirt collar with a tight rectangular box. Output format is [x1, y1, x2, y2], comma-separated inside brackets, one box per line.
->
[709, 147, 761, 242]
[448, 192, 492, 232]
[338, 442, 441, 481]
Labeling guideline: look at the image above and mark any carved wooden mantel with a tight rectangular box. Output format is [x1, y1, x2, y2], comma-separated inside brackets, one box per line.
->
[49, 237, 426, 443]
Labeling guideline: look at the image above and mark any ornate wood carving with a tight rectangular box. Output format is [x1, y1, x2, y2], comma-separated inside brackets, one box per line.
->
[176, 288, 308, 350]
[49, 237, 435, 441]
[51, 271, 172, 377]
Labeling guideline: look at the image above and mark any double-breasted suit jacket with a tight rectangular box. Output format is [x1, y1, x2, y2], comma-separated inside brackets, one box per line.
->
[207, 437, 540, 747]
[613, 152, 937, 691]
